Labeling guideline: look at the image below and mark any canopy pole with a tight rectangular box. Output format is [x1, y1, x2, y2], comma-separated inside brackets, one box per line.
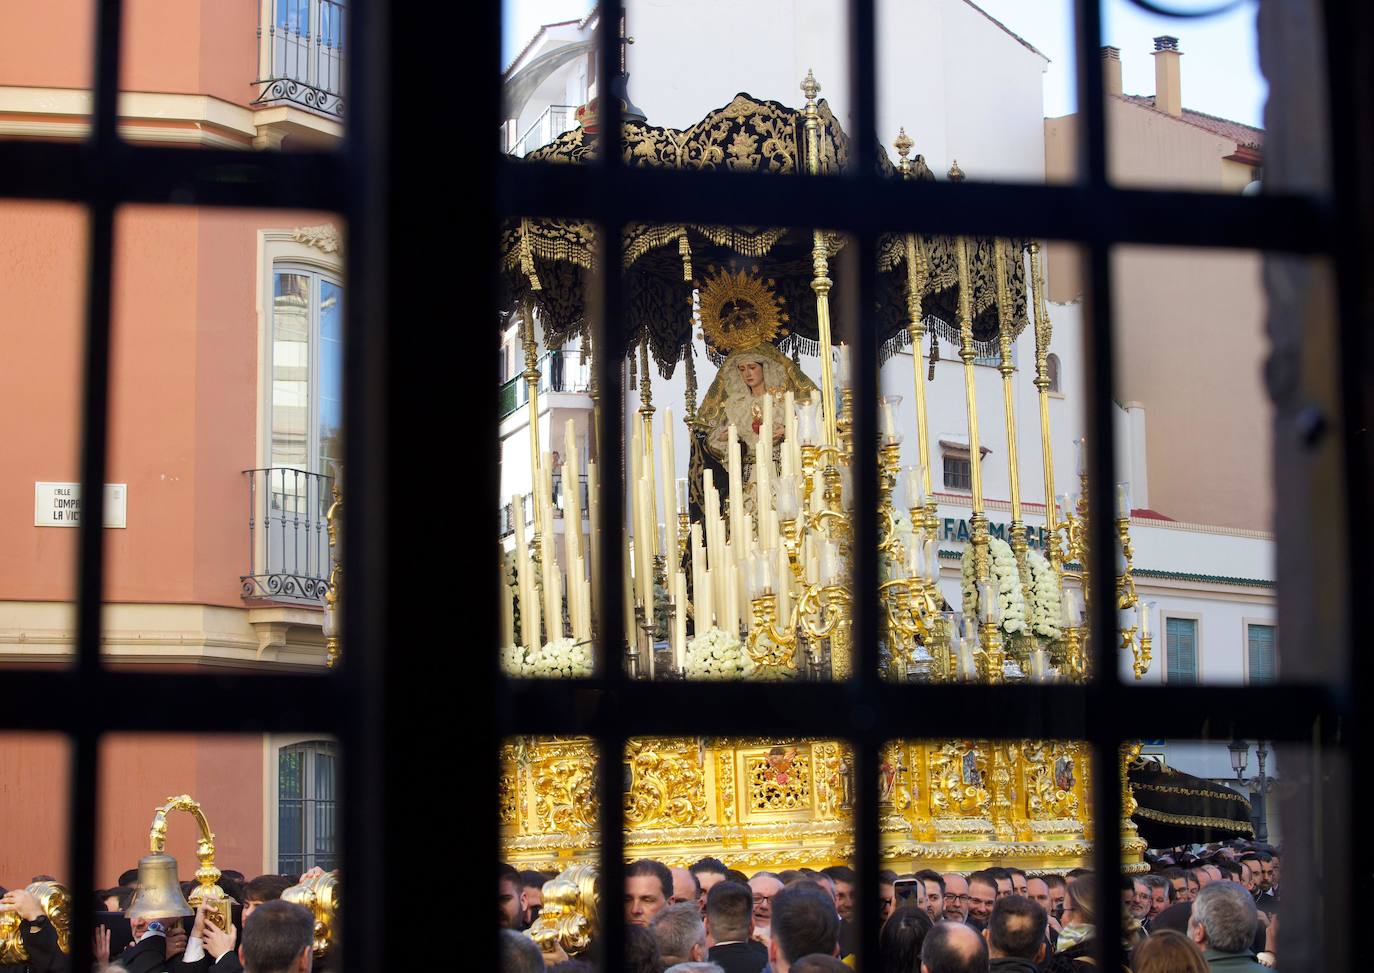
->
[801, 70, 838, 448]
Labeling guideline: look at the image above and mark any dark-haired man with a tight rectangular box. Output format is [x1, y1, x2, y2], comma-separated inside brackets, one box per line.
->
[983, 895, 1046, 973]
[1044, 875, 1068, 925]
[821, 865, 856, 924]
[499, 864, 525, 931]
[1006, 870, 1028, 898]
[964, 873, 999, 930]
[767, 885, 840, 973]
[705, 881, 769, 973]
[519, 870, 548, 927]
[915, 870, 945, 923]
[921, 920, 988, 973]
[626, 859, 673, 927]
[692, 857, 731, 896]
[241, 900, 314, 973]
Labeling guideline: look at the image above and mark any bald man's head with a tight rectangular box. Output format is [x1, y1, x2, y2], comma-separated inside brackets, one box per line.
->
[920, 920, 988, 973]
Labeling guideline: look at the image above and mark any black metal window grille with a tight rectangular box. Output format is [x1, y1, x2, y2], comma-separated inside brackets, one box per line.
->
[493, 2, 1370, 972]
[277, 740, 338, 875]
[0, 2, 1367, 972]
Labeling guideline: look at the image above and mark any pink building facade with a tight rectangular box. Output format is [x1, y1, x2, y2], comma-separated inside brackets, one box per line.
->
[1, 0, 345, 886]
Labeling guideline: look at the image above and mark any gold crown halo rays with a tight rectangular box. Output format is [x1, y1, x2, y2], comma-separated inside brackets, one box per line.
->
[695, 265, 790, 354]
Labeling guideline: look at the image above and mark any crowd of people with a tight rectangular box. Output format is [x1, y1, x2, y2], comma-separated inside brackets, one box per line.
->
[499, 839, 1282, 973]
[0, 866, 330, 973]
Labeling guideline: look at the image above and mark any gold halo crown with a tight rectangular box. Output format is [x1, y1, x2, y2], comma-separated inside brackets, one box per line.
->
[695, 265, 789, 355]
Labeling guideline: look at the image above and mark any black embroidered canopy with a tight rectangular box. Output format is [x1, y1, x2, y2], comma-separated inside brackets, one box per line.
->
[1128, 764, 1256, 849]
[499, 92, 1031, 374]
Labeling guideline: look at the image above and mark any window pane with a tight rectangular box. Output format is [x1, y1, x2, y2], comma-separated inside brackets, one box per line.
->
[1166, 617, 1198, 684]
[120, 0, 344, 150]
[497, 217, 599, 680]
[319, 278, 344, 476]
[872, 234, 1093, 685]
[0, 202, 86, 670]
[1248, 624, 1276, 683]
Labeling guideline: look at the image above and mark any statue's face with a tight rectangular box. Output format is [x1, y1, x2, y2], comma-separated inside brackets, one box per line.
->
[737, 360, 764, 390]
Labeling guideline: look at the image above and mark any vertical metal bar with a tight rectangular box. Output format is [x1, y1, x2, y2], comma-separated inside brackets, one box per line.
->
[1075, 0, 1109, 192]
[68, 0, 126, 963]
[594, 2, 627, 969]
[846, 0, 879, 962]
[1320, 2, 1374, 967]
[1074, 2, 1123, 965]
[248, 471, 256, 584]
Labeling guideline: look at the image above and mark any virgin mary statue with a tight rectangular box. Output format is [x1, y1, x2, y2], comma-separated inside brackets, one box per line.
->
[691, 342, 818, 520]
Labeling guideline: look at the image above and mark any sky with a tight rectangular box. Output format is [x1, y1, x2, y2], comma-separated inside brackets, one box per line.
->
[502, 0, 1265, 128]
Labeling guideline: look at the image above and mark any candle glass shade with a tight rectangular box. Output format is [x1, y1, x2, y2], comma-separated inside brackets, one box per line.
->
[797, 401, 820, 446]
[776, 474, 801, 520]
[1116, 482, 1132, 519]
[880, 395, 903, 445]
[904, 465, 925, 509]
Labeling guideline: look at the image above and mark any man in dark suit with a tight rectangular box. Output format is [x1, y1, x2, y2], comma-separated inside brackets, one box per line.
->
[705, 880, 768, 973]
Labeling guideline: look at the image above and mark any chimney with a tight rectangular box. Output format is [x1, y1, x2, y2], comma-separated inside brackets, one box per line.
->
[1101, 47, 1122, 97]
[1152, 35, 1183, 117]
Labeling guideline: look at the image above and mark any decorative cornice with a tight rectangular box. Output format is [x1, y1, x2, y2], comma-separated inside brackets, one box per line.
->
[292, 223, 343, 257]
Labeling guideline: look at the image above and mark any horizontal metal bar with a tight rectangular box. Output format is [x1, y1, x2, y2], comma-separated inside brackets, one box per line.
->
[0, 141, 349, 210]
[0, 671, 351, 730]
[499, 160, 1331, 254]
[496, 679, 1344, 743]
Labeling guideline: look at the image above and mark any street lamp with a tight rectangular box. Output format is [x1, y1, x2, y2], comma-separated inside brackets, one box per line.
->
[1227, 739, 1250, 781]
[1253, 740, 1269, 843]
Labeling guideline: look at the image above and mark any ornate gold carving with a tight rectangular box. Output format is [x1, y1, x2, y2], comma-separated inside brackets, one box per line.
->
[716, 748, 738, 828]
[498, 771, 518, 826]
[812, 742, 848, 821]
[624, 739, 708, 829]
[696, 265, 789, 354]
[532, 741, 598, 835]
[1022, 742, 1081, 824]
[747, 745, 812, 812]
[528, 864, 599, 958]
[929, 742, 992, 822]
[1132, 781, 1252, 803]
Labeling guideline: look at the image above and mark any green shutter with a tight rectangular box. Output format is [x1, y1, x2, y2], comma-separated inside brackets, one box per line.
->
[1248, 625, 1277, 683]
[1166, 618, 1198, 684]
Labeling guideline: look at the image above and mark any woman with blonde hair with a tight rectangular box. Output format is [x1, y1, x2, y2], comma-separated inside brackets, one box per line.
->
[1130, 929, 1210, 973]
[1039, 874, 1140, 973]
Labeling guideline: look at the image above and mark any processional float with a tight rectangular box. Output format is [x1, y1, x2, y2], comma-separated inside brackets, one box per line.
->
[497, 72, 1150, 873]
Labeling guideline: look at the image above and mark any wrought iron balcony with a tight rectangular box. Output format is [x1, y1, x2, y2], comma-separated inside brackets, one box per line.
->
[242, 468, 334, 602]
[499, 349, 594, 418]
[254, 0, 346, 119]
[508, 105, 577, 157]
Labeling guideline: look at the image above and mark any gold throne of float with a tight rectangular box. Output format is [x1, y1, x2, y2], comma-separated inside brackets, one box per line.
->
[500, 737, 1144, 874]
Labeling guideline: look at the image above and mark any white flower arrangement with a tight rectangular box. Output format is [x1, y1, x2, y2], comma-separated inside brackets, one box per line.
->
[504, 637, 594, 679]
[684, 627, 796, 681]
[1026, 548, 1063, 642]
[960, 537, 1027, 639]
[684, 627, 746, 680]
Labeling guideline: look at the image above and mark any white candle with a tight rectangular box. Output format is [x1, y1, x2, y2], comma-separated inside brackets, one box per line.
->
[904, 466, 925, 509]
[925, 539, 939, 585]
[674, 570, 688, 669]
[837, 343, 851, 387]
[513, 494, 540, 652]
[500, 559, 515, 649]
[1075, 437, 1088, 476]
[623, 528, 637, 650]
[777, 545, 792, 622]
[662, 408, 678, 550]
[587, 460, 600, 630]
[678, 477, 688, 515]
[728, 425, 742, 545]
[820, 540, 840, 586]
[727, 562, 740, 636]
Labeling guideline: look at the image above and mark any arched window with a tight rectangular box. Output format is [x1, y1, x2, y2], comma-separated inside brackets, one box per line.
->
[1047, 353, 1061, 393]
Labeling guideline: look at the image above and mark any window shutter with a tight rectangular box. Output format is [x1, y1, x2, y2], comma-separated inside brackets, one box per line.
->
[1166, 618, 1198, 685]
[1248, 625, 1277, 683]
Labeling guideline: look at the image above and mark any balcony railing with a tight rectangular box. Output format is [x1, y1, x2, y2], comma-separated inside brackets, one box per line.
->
[254, 0, 346, 118]
[499, 475, 590, 537]
[242, 468, 334, 602]
[509, 105, 577, 158]
[499, 349, 594, 418]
